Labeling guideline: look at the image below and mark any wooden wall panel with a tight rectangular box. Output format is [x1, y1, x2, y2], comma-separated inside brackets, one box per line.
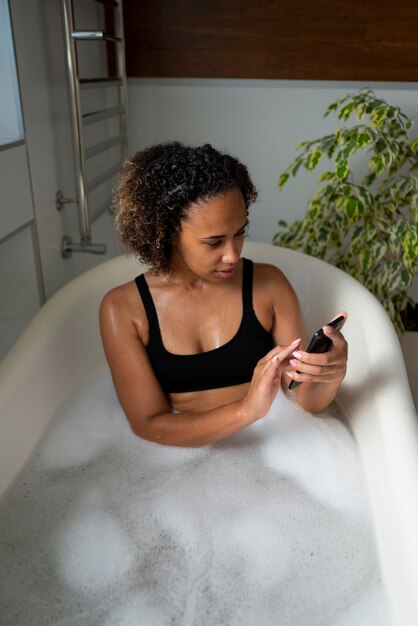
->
[123, 0, 418, 81]
[131, 0, 242, 20]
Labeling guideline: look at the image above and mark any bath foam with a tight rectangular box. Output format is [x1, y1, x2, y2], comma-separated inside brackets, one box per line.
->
[56, 510, 136, 592]
[0, 367, 391, 626]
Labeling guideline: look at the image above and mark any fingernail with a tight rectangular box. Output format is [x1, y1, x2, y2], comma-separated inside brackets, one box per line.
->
[290, 359, 298, 367]
[272, 355, 279, 363]
[291, 338, 301, 345]
[293, 351, 302, 359]
[285, 371, 293, 378]
[323, 325, 332, 334]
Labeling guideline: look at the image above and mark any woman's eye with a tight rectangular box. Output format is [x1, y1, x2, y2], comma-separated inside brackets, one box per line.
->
[205, 229, 247, 247]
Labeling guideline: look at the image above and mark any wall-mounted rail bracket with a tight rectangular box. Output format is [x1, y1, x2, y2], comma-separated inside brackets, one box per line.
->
[56, 190, 77, 211]
[61, 235, 107, 259]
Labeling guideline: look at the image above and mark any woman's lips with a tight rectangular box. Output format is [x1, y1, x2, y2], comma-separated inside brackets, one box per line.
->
[215, 266, 236, 278]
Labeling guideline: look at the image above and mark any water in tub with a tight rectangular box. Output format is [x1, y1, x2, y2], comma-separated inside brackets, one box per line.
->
[0, 366, 391, 625]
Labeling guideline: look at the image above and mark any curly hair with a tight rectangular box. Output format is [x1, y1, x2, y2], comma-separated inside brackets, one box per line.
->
[114, 141, 257, 273]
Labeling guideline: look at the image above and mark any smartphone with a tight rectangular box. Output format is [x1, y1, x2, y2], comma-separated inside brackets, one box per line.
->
[288, 315, 346, 390]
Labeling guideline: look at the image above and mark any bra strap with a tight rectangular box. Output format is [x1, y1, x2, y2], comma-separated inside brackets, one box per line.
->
[134, 274, 161, 337]
[242, 258, 254, 313]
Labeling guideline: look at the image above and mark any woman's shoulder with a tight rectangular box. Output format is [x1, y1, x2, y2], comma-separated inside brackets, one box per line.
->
[100, 279, 134, 307]
[99, 277, 146, 329]
[251, 260, 294, 290]
[251, 260, 299, 311]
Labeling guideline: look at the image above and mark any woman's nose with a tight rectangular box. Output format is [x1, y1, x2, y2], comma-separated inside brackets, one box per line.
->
[221, 241, 240, 264]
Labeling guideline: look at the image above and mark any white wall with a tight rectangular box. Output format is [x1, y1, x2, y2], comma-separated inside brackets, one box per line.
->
[127, 78, 418, 302]
[128, 78, 418, 244]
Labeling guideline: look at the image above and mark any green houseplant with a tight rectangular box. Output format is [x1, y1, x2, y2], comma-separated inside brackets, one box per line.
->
[273, 89, 418, 334]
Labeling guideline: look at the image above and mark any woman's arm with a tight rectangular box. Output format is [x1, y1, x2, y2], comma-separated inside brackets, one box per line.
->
[99, 288, 300, 447]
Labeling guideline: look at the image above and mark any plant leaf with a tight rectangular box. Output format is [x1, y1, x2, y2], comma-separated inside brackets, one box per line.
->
[324, 102, 338, 117]
[278, 172, 289, 190]
[291, 159, 303, 177]
[339, 103, 355, 121]
[381, 151, 392, 169]
[307, 147, 323, 170]
[350, 225, 364, 254]
[357, 131, 372, 147]
[336, 160, 349, 181]
[319, 171, 336, 182]
[344, 198, 359, 221]
[359, 249, 372, 272]
[401, 269, 411, 287]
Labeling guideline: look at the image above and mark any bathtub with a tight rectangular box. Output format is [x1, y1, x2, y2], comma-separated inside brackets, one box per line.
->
[1, 241, 417, 625]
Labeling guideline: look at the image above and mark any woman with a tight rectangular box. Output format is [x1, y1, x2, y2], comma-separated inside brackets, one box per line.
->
[100, 142, 348, 447]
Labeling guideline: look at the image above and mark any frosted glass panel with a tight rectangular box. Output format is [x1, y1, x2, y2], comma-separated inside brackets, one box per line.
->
[0, 0, 23, 146]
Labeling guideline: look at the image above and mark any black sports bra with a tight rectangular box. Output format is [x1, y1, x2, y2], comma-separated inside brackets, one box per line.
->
[135, 258, 275, 393]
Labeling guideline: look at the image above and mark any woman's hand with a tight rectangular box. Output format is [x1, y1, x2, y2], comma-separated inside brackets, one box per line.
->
[240, 338, 302, 421]
[285, 314, 348, 388]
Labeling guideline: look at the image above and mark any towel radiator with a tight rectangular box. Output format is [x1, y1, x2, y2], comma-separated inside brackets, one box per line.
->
[59, 0, 128, 258]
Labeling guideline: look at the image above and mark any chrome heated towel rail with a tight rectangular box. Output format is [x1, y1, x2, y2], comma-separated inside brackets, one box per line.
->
[59, 0, 128, 257]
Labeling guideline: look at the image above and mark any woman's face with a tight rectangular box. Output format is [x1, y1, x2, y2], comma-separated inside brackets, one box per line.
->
[172, 188, 248, 281]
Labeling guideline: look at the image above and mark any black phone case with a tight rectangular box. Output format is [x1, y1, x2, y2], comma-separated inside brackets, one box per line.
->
[288, 315, 346, 390]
